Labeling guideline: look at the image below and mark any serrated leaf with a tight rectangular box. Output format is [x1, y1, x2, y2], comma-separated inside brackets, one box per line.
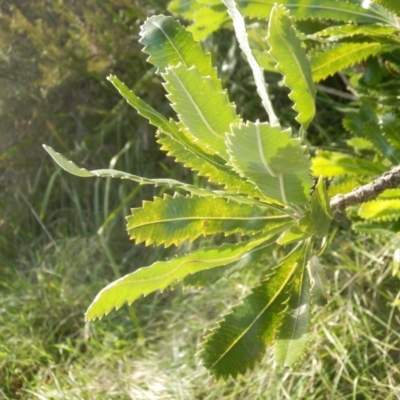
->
[382, 113, 400, 151]
[200, 241, 307, 379]
[108, 74, 201, 153]
[353, 220, 400, 236]
[275, 246, 310, 367]
[311, 42, 395, 82]
[278, 179, 331, 244]
[168, 0, 221, 19]
[156, 123, 263, 199]
[237, 0, 396, 25]
[107, 75, 263, 200]
[187, 5, 230, 40]
[327, 176, 360, 198]
[347, 137, 373, 151]
[267, 5, 315, 131]
[277, 223, 311, 245]
[307, 255, 327, 306]
[358, 199, 400, 221]
[126, 194, 291, 247]
[371, 0, 400, 16]
[313, 24, 399, 40]
[42, 145, 224, 198]
[85, 233, 281, 321]
[168, 0, 398, 42]
[182, 241, 267, 288]
[223, 0, 279, 126]
[228, 121, 312, 205]
[139, 15, 221, 89]
[310, 177, 332, 238]
[162, 64, 237, 159]
[170, 0, 398, 25]
[169, 0, 229, 39]
[364, 121, 400, 164]
[377, 188, 400, 199]
[311, 150, 386, 177]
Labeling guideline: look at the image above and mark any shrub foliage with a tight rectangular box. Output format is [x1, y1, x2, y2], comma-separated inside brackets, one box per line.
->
[45, 0, 400, 378]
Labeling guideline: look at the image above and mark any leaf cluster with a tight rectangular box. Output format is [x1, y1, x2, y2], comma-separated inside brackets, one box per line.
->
[44, 0, 400, 379]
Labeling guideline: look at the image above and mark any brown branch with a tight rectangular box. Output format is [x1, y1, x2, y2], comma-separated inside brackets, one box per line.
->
[329, 165, 400, 212]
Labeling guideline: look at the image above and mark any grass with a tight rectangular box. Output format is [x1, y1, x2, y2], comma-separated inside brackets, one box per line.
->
[2, 227, 400, 399]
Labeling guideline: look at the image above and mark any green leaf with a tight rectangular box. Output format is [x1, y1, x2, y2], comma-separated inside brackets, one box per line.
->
[107, 75, 263, 199]
[310, 177, 332, 238]
[382, 113, 400, 151]
[353, 220, 400, 236]
[371, 0, 400, 16]
[107, 74, 190, 147]
[228, 121, 312, 205]
[237, 0, 397, 25]
[312, 150, 386, 177]
[223, 0, 279, 126]
[156, 128, 263, 199]
[358, 199, 400, 221]
[307, 255, 327, 306]
[42, 145, 225, 198]
[274, 179, 332, 243]
[85, 233, 281, 321]
[312, 24, 399, 40]
[168, 0, 221, 19]
[311, 42, 395, 82]
[168, 0, 399, 41]
[267, 5, 315, 131]
[377, 188, 400, 199]
[363, 122, 400, 164]
[347, 137, 373, 151]
[187, 5, 230, 40]
[327, 176, 360, 198]
[162, 64, 238, 159]
[126, 194, 291, 247]
[275, 244, 310, 367]
[182, 242, 267, 288]
[277, 223, 311, 245]
[169, 0, 229, 40]
[139, 15, 221, 90]
[200, 241, 307, 379]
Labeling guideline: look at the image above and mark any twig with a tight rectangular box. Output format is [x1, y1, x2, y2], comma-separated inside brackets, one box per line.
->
[316, 84, 358, 101]
[330, 165, 400, 212]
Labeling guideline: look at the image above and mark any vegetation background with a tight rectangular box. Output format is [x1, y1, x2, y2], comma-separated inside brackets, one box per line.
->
[1, 1, 400, 398]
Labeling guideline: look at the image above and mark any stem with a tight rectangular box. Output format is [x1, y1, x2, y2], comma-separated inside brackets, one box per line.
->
[330, 165, 400, 212]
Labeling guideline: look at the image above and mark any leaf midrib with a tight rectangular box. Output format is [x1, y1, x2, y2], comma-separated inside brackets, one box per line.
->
[209, 256, 300, 370]
[130, 214, 290, 230]
[169, 68, 223, 140]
